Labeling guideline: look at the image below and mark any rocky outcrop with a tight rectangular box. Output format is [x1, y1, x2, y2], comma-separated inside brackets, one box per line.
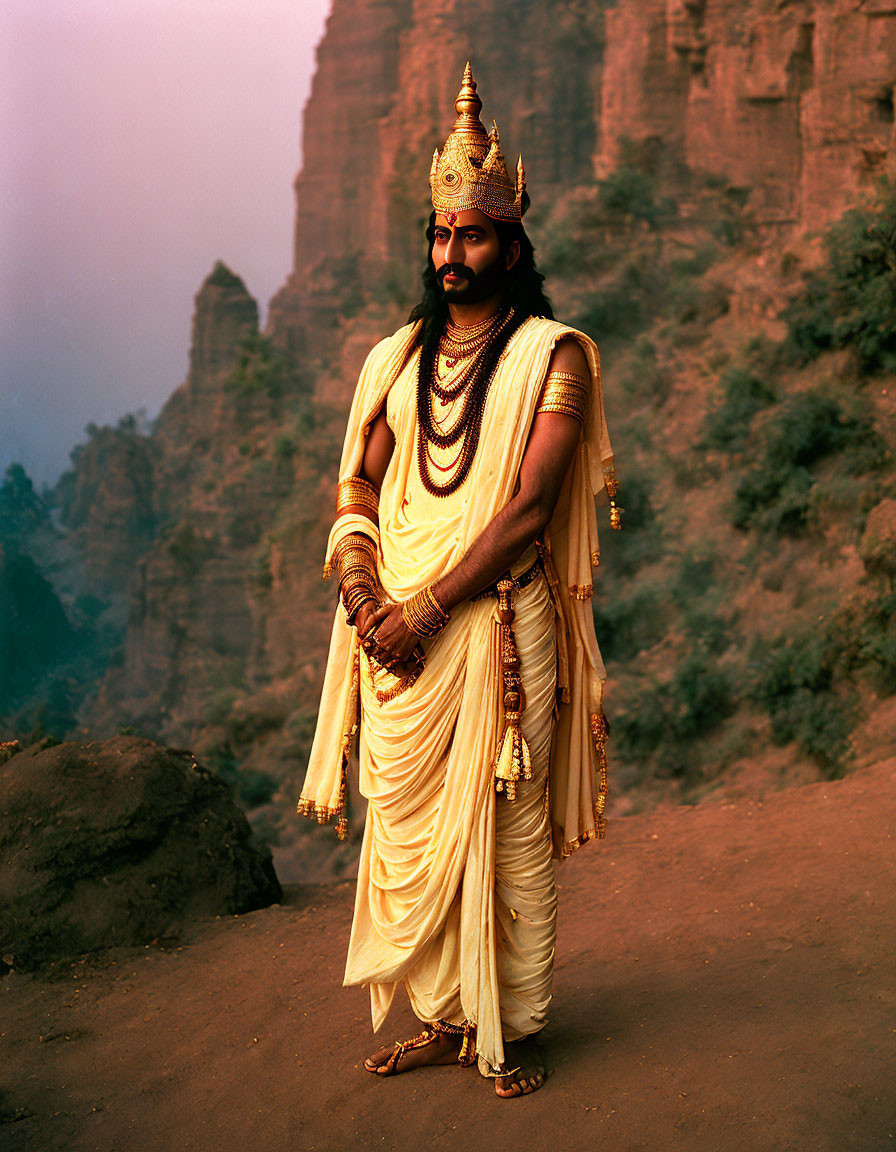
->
[0, 736, 281, 970]
[58, 425, 156, 598]
[83, 261, 332, 761]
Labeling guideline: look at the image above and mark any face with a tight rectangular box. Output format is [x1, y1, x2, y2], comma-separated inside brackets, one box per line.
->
[431, 209, 520, 303]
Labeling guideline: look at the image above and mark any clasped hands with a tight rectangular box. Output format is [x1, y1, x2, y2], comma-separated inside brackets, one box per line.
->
[355, 600, 422, 677]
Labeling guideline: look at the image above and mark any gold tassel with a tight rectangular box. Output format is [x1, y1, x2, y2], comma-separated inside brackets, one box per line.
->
[603, 463, 623, 531]
[493, 579, 532, 801]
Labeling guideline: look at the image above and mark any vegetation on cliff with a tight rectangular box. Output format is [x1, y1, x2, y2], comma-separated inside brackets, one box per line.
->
[571, 177, 895, 804]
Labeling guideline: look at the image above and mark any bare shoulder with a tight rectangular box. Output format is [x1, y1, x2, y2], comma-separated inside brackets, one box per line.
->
[546, 336, 589, 379]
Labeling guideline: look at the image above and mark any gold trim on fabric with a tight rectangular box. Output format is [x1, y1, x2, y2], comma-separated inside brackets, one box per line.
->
[569, 584, 593, 600]
[296, 651, 360, 840]
[558, 710, 610, 857]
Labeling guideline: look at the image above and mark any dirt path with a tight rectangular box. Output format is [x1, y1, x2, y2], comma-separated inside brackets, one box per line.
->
[2, 761, 894, 1152]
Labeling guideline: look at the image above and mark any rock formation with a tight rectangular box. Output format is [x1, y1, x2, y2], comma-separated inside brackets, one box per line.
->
[0, 736, 281, 970]
[271, 0, 896, 360]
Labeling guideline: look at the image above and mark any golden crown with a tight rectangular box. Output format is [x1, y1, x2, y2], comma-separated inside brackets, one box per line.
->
[430, 63, 526, 222]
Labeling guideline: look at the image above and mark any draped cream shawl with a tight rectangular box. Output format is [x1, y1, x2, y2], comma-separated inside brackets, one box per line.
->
[300, 314, 615, 858]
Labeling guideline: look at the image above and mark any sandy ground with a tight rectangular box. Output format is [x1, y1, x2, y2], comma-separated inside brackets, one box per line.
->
[2, 760, 894, 1152]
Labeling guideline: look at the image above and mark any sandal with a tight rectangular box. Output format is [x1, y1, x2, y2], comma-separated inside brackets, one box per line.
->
[364, 1019, 477, 1075]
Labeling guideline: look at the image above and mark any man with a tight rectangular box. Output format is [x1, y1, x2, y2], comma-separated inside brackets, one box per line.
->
[298, 64, 619, 1098]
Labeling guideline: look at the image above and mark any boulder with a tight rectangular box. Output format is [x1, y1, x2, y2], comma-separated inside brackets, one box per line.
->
[0, 736, 281, 970]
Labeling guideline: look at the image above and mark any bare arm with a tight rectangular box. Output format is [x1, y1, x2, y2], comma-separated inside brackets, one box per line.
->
[360, 405, 395, 490]
[369, 338, 588, 663]
[341, 405, 394, 637]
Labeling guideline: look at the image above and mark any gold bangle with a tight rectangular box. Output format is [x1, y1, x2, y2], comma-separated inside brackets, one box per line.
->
[332, 532, 376, 564]
[337, 550, 376, 579]
[544, 370, 587, 385]
[337, 476, 379, 515]
[333, 534, 377, 584]
[537, 398, 587, 424]
[401, 585, 450, 638]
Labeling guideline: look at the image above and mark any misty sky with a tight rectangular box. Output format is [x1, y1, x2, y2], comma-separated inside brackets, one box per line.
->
[1, 0, 331, 488]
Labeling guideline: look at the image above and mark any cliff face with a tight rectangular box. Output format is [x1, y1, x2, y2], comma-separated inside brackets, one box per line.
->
[270, 0, 896, 361]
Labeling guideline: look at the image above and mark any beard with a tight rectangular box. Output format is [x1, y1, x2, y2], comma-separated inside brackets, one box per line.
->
[435, 253, 508, 304]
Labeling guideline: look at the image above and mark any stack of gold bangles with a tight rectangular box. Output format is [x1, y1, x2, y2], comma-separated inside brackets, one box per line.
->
[333, 533, 378, 625]
[336, 475, 379, 516]
[536, 370, 589, 424]
[401, 584, 450, 638]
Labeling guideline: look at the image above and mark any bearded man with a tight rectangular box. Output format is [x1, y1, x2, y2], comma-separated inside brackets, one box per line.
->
[298, 64, 620, 1098]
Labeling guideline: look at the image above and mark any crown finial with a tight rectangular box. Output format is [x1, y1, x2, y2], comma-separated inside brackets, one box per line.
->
[452, 62, 487, 142]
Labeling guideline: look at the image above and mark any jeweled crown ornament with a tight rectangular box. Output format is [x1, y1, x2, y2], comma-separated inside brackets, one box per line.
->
[430, 63, 527, 222]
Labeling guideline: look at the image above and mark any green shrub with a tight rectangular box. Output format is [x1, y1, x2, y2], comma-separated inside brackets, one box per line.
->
[702, 366, 777, 451]
[732, 388, 879, 534]
[751, 629, 855, 771]
[226, 333, 301, 403]
[204, 742, 277, 810]
[167, 522, 216, 574]
[671, 553, 731, 655]
[576, 255, 664, 344]
[614, 646, 734, 771]
[619, 336, 667, 404]
[594, 582, 669, 662]
[597, 166, 664, 228]
[858, 591, 896, 693]
[784, 181, 896, 372]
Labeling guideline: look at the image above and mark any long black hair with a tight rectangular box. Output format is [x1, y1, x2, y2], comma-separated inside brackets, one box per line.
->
[408, 211, 554, 350]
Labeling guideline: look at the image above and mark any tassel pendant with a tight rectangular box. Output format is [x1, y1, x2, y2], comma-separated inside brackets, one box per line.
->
[493, 578, 531, 801]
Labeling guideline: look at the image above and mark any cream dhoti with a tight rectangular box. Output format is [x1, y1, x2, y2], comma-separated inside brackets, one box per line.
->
[348, 571, 557, 1070]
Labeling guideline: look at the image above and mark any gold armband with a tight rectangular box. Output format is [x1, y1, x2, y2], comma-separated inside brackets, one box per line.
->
[536, 370, 589, 424]
[336, 476, 379, 516]
[401, 585, 450, 638]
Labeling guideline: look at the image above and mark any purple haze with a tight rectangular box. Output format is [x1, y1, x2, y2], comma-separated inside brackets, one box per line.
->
[1, 0, 330, 488]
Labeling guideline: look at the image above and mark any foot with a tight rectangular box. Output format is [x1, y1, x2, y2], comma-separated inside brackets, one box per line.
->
[494, 1036, 546, 1098]
[364, 1027, 462, 1076]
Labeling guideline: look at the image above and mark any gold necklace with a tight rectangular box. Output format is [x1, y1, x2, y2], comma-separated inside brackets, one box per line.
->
[439, 312, 501, 363]
[445, 313, 498, 339]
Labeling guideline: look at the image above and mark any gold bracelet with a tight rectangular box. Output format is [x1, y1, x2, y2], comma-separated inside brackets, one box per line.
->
[332, 532, 376, 563]
[337, 549, 376, 580]
[336, 476, 379, 515]
[401, 585, 450, 638]
[333, 535, 376, 583]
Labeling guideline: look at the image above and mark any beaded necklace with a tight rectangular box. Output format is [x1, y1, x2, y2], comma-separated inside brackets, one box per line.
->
[416, 306, 522, 498]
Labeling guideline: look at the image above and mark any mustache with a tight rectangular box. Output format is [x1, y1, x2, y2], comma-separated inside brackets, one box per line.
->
[436, 262, 474, 285]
